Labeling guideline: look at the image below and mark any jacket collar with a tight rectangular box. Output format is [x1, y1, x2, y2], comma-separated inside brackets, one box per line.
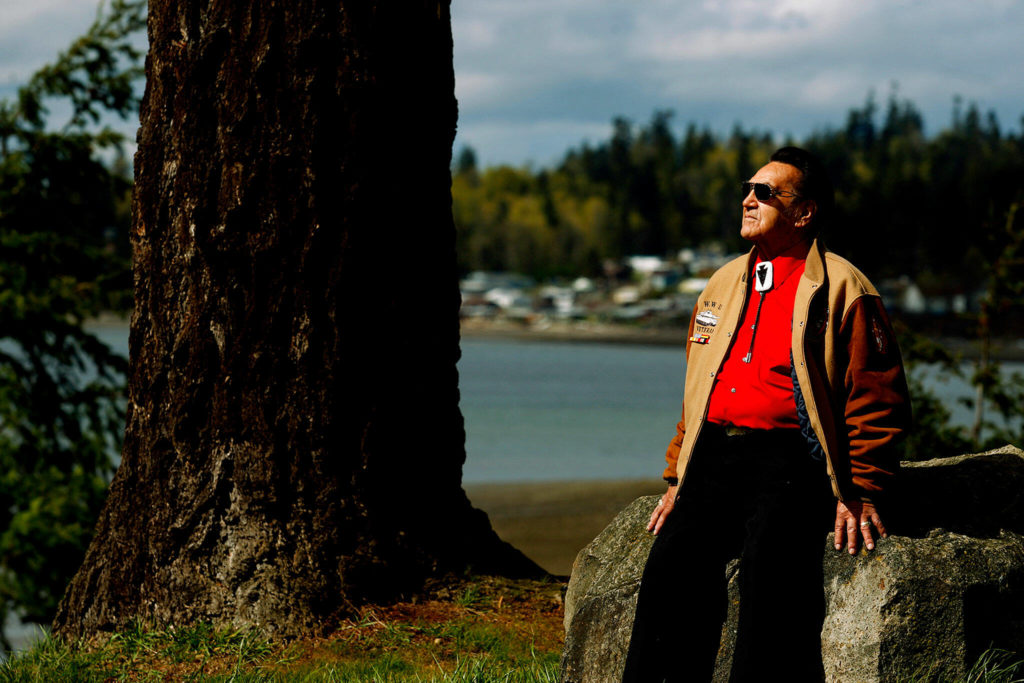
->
[803, 237, 827, 286]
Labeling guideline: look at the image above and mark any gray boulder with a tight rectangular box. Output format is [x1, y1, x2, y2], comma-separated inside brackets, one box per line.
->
[560, 446, 1024, 683]
[559, 495, 657, 683]
[821, 530, 1024, 681]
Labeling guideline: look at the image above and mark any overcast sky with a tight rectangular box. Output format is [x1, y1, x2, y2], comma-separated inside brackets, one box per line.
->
[3, 0, 1023, 168]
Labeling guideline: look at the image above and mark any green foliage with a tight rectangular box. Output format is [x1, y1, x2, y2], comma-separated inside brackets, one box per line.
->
[0, 0, 145, 647]
[453, 91, 1024, 290]
[897, 201, 1024, 459]
[452, 112, 777, 278]
[894, 324, 972, 461]
[964, 202, 1024, 448]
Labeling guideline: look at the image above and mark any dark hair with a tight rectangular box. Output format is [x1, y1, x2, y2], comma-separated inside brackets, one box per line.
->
[769, 146, 834, 236]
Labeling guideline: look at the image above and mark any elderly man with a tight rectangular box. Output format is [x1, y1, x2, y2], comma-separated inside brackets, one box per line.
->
[622, 147, 911, 682]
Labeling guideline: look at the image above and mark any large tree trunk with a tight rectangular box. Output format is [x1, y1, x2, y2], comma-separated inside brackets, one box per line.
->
[54, 0, 540, 640]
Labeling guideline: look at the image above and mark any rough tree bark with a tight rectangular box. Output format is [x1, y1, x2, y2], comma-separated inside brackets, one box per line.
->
[54, 0, 540, 639]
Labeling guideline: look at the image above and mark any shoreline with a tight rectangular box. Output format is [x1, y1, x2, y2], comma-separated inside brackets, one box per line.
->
[460, 317, 1024, 361]
[89, 314, 1024, 361]
[464, 478, 664, 577]
[460, 317, 685, 348]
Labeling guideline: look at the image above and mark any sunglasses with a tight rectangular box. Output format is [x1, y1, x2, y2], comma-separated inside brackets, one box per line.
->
[741, 181, 803, 202]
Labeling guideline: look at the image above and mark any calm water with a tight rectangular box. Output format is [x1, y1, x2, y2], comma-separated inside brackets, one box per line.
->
[457, 337, 685, 482]
[85, 324, 687, 483]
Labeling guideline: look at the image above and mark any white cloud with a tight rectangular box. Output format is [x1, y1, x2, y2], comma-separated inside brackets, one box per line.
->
[455, 72, 507, 108]
[453, 18, 497, 50]
[0, 1, 97, 84]
[452, 0, 1024, 161]
[3, 0, 1022, 165]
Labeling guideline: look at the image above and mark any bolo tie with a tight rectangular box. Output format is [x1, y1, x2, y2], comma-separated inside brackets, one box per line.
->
[741, 260, 773, 363]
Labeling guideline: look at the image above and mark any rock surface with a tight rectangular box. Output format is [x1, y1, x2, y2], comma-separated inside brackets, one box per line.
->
[559, 446, 1024, 683]
[559, 496, 656, 683]
[821, 531, 1024, 681]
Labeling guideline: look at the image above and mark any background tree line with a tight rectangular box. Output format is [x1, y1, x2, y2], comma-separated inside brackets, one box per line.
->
[452, 96, 1024, 299]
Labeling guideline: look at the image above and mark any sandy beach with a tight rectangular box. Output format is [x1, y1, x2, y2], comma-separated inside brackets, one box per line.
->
[464, 479, 665, 577]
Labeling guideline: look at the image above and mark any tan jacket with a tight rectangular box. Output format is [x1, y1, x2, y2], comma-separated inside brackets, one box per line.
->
[664, 239, 911, 501]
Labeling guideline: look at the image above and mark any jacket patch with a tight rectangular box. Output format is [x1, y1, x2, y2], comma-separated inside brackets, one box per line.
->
[695, 311, 719, 327]
[689, 333, 711, 344]
[871, 316, 889, 355]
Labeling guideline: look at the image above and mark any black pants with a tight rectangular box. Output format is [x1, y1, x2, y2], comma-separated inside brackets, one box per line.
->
[622, 425, 833, 683]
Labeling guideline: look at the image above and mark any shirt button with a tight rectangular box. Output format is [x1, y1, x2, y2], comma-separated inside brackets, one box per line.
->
[730, 387, 736, 393]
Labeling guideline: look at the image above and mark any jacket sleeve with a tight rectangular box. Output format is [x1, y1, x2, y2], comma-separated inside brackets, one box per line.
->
[662, 303, 699, 482]
[839, 295, 912, 500]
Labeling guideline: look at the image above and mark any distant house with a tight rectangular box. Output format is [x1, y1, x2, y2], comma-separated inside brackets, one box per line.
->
[460, 271, 535, 295]
[678, 245, 742, 277]
[627, 256, 666, 275]
[613, 285, 641, 305]
[678, 277, 710, 294]
[484, 287, 533, 314]
[536, 285, 584, 318]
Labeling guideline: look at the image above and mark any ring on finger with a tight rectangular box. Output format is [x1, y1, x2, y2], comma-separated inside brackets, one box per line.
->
[859, 521, 872, 528]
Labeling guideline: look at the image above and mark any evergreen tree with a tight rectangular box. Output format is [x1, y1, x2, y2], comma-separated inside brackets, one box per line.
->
[0, 0, 144, 648]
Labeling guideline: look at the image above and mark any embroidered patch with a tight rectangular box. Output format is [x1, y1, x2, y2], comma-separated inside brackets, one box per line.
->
[871, 316, 889, 354]
[695, 311, 719, 327]
[689, 333, 711, 344]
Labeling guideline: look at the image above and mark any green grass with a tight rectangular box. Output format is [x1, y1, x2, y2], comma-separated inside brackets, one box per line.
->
[898, 649, 1024, 683]
[0, 577, 567, 680]
[0, 614, 560, 681]
[6, 624, 1019, 682]
[1, 636, 560, 681]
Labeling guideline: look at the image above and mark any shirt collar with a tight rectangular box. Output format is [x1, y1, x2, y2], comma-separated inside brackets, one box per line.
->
[753, 240, 810, 288]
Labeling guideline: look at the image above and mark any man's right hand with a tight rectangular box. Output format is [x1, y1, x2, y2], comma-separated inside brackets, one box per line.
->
[647, 484, 679, 535]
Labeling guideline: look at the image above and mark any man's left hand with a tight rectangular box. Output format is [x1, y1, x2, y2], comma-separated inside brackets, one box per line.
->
[834, 500, 886, 554]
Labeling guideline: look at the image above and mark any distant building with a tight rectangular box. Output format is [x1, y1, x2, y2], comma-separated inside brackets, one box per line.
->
[460, 271, 535, 295]
[627, 256, 666, 275]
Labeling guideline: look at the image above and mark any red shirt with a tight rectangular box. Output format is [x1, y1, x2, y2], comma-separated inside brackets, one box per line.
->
[706, 241, 809, 430]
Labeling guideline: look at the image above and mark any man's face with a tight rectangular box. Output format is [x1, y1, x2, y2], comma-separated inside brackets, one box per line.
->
[740, 162, 811, 256]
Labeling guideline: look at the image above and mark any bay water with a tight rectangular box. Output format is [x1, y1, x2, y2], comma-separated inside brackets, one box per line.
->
[84, 324, 688, 483]
[84, 323, 1019, 483]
